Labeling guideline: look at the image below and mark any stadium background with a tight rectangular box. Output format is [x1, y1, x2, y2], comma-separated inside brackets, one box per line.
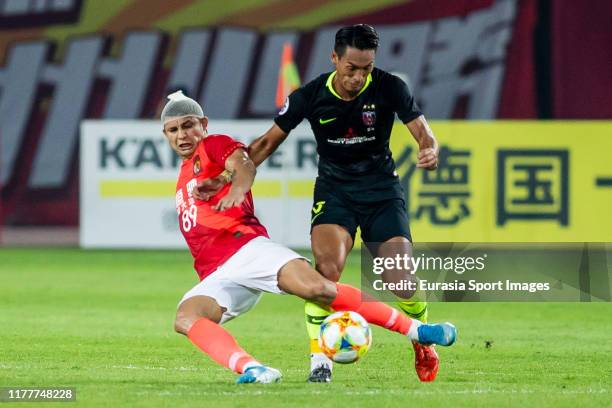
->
[1, 1, 612, 407]
[1, 0, 611, 244]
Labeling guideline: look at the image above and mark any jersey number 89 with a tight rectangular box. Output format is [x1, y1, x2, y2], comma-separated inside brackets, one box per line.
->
[182, 205, 197, 232]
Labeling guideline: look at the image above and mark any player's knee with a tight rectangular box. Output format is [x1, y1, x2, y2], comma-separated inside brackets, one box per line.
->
[316, 261, 342, 282]
[174, 311, 198, 335]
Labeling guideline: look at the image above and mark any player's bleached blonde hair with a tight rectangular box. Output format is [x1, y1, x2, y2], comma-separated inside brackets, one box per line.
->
[160, 90, 204, 126]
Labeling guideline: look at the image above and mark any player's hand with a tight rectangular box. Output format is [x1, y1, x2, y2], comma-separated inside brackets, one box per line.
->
[192, 175, 228, 201]
[416, 147, 438, 170]
[212, 190, 245, 211]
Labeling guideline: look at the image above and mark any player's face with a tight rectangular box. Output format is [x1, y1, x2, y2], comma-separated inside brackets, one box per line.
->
[163, 116, 208, 159]
[332, 47, 375, 97]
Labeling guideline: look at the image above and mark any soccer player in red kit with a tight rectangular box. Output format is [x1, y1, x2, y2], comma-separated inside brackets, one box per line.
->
[162, 91, 456, 384]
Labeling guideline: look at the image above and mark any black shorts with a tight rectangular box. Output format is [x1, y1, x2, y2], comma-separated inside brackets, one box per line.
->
[310, 178, 412, 244]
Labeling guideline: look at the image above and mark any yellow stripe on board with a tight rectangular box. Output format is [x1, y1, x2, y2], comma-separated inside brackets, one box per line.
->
[287, 180, 314, 198]
[100, 181, 175, 198]
[251, 180, 282, 197]
[99, 179, 315, 198]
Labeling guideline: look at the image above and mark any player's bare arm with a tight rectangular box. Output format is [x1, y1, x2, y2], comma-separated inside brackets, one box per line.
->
[212, 148, 256, 211]
[194, 124, 288, 199]
[407, 115, 439, 170]
[248, 124, 289, 166]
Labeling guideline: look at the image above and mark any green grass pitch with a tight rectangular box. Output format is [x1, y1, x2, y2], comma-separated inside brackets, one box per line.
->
[1, 248, 611, 407]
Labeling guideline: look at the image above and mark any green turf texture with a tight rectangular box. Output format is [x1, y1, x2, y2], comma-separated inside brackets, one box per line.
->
[1, 248, 610, 407]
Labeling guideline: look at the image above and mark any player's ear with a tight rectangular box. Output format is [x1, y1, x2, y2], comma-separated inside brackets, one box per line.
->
[199, 116, 209, 133]
[331, 51, 338, 66]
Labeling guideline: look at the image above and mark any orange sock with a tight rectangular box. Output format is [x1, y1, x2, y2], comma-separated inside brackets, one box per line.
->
[331, 283, 413, 335]
[187, 318, 260, 374]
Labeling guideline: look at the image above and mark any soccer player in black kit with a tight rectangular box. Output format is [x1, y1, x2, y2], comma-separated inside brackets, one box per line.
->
[194, 24, 441, 383]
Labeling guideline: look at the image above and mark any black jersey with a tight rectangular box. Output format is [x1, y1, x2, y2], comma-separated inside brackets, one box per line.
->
[274, 67, 422, 195]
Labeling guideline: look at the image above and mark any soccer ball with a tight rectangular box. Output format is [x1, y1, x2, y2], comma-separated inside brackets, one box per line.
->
[318, 311, 372, 364]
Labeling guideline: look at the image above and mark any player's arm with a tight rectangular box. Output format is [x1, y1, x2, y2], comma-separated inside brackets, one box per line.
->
[192, 125, 288, 201]
[195, 88, 303, 199]
[388, 73, 438, 170]
[247, 85, 306, 166]
[247, 124, 289, 167]
[406, 115, 439, 170]
[212, 148, 256, 211]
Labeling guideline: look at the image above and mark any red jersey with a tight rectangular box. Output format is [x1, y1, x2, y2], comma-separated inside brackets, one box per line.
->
[175, 134, 268, 280]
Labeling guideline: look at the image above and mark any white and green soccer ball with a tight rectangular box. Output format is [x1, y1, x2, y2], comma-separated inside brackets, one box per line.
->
[318, 311, 372, 364]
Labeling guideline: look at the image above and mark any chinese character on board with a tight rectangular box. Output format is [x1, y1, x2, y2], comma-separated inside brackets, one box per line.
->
[397, 146, 471, 225]
[497, 150, 569, 225]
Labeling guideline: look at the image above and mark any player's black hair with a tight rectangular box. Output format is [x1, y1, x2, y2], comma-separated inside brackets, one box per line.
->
[334, 24, 379, 57]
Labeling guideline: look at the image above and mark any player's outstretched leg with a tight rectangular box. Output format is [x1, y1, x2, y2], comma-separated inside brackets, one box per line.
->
[278, 260, 457, 360]
[330, 284, 456, 347]
[175, 295, 281, 384]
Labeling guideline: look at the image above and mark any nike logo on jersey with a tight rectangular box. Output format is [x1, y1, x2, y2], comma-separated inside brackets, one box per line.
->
[319, 117, 337, 124]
